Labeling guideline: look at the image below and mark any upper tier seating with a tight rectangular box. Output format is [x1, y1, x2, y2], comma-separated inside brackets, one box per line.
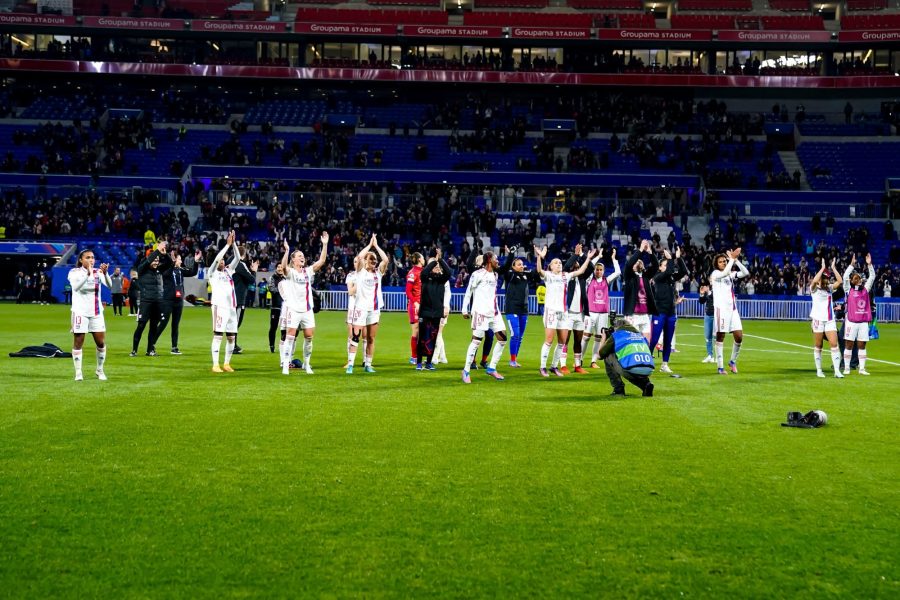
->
[669, 14, 735, 29]
[767, 0, 812, 12]
[464, 11, 593, 27]
[760, 15, 825, 29]
[841, 14, 900, 29]
[567, 0, 642, 8]
[797, 142, 900, 191]
[677, 0, 751, 10]
[845, 0, 888, 10]
[476, 0, 549, 8]
[294, 8, 448, 24]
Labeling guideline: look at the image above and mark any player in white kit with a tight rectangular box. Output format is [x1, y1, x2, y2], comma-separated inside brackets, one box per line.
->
[280, 232, 329, 375]
[809, 257, 844, 378]
[68, 249, 112, 381]
[346, 234, 390, 374]
[208, 231, 241, 373]
[533, 244, 598, 377]
[710, 247, 750, 375]
[461, 250, 508, 383]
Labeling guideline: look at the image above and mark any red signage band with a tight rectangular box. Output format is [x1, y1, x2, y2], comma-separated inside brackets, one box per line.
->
[598, 29, 712, 42]
[838, 29, 900, 42]
[0, 13, 76, 26]
[192, 20, 288, 33]
[294, 22, 396, 36]
[510, 27, 591, 40]
[83, 16, 183, 30]
[405, 25, 504, 38]
[718, 29, 832, 43]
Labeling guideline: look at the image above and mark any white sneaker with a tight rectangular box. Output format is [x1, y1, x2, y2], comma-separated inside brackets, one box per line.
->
[304, 364, 314, 375]
[282, 365, 290, 375]
[859, 369, 870, 375]
[701, 355, 714, 363]
[843, 368, 850, 375]
[96, 370, 107, 381]
[834, 371, 844, 378]
[74, 371, 83, 381]
[659, 364, 673, 374]
[816, 370, 826, 378]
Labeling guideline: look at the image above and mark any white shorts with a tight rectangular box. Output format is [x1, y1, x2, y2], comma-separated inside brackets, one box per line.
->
[285, 308, 316, 331]
[279, 307, 287, 330]
[627, 313, 651, 334]
[347, 307, 361, 325]
[353, 309, 381, 328]
[543, 309, 570, 330]
[71, 312, 106, 334]
[471, 312, 505, 334]
[811, 319, 837, 334]
[567, 312, 586, 332]
[212, 305, 239, 334]
[844, 320, 869, 342]
[714, 309, 743, 335]
[587, 312, 609, 335]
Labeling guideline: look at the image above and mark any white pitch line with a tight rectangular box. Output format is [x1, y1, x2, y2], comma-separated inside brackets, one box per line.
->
[689, 324, 900, 367]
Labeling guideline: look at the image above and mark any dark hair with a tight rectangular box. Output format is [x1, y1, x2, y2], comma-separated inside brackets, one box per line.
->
[483, 251, 495, 265]
[76, 249, 95, 267]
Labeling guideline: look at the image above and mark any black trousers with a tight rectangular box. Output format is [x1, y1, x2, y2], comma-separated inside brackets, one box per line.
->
[416, 316, 441, 364]
[154, 300, 184, 349]
[133, 299, 163, 352]
[268, 308, 283, 349]
[604, 355, 651, 394]
[112, 293, 125, 315]
[128, 290, 139, 314]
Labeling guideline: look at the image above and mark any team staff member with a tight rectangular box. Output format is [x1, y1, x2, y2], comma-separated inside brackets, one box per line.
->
[598, 316, 655, 397]
[127, 268, 139, 315]
[155, 248, 202, 355]
[416, 248, 451, 370]
[131, 240, 171, 357]
[68, 249, 112, 381]
[622, 239, 659, 341]
[406, 252, 425, 365]
[497, 246, 539, 368]
[231, 246, 258, 354]
[268, 263, 286, 355]
[561, 243, 597, 374]
[109, 267, 125, 316]
[649, 247, 687, 374]
[697, 283, 715, 363]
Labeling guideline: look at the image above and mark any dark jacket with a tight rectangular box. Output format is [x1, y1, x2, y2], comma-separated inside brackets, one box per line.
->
[622, 250, 659, 316]
[420, 259, 451, 319]
[497, 253, 538, 315]
[269, 273, 285, 311]
[161, 255, 200, 303]
[698, 289, 715, 316]
[136, 250, 172, 303]
[651, 257, 687, 315]
[564, 253, 593, 316]
[232, 260, 256, 308]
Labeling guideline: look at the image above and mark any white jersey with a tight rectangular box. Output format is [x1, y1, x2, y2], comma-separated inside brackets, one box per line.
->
[355, 269, 384, 311]
[209, 267, 237, 309]
[68, 267, 111, 317]
[542, 271, 570, 313]
[710, 259, 749, 312]
[443, 280, 451, 311]
[809, 287, 836, 321]
[284, 266, 315, 313]
[462, 269, 499, 317]
[345, 271, 357, 312]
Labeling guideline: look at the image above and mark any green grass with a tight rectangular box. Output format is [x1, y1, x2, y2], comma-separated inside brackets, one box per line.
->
[1, 304, 898, 598]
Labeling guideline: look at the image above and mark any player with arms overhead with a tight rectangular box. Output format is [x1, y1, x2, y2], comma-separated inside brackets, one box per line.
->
[842, 253, 876, 375]
[208, 231, 240, 373]
[583, 247, 621, 369]
[810, 257, 844, 378]
[461, 250, 508, 383]
[406, 252, 425, 365]
[68, 249, 112, 381]
[710, 247, 750, 375]
[280, 231, 329, 375]
[347, 234, 390, 374]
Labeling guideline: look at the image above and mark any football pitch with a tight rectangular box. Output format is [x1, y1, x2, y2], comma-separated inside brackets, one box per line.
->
[1, 304, 898, 598]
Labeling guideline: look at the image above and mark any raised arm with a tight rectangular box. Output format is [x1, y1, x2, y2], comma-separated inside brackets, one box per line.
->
[213, 231, 235, 270]
[864, 254, 876, 292]
[98, 262, 112, 288]
[830, 258, 843, 291]
[228, 239, 241, 271]
[355, 235, 375, 269]
[533, 245, 547, 277]
[311, 231, 329, 272]
[606, 248, 621, 283]
[372, 235, 390, 275]
[811, 257, 827, 290]
[280, 239, 291, 273]
[570, 248, 599, 278]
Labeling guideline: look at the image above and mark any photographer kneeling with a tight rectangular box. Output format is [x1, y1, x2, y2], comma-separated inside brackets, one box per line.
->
[598, 315, 655, 397]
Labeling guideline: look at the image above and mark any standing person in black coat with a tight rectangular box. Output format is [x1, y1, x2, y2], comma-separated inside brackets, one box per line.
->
[131, 241, 172, 356]
[622, 239, 659, 342]
[154, 248, 202, 355]
[560, 243, 597, 374]
[649, 247, 687, 374]
[497, 245, 540, 368]
[268, 262, 286, 355]
[231, 245, 258, 354]
[127, 268, 140, 316]
[416, 248, 451, 371]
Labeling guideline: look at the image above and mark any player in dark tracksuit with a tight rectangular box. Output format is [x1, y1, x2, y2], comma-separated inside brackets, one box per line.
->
[498, 247, 540, 368]
[231, 248, 258, 354]
[132, 242, 172, 356]
[154, 248, 202, 355]
[416, 250, 451, 370]
[649, 248, 687, 374]
[268, 264, 286, 354]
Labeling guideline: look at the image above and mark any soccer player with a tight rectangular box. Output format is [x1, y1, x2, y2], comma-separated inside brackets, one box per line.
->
[560, 243, 601, 374]
[280, 231, 329, 375]
[584, 247, 621, 368]
[842, 253, 876, 375]
[343, 256, 364, 368]
[622, 239, 659, 342]
[534, 244, 598, 377]
[68, 249, 112, 381]
[649, 247, 687, 374]
[497, 246, 539, 368]
[466, 248, 494, 370]
[406, 252, 425, 365]
[461, 250, 509, 383]
[710, 247, 750, 375]
[209, 231, 240, 373]
[346, 234, 390, 374]
[433, 277, 452, 365]
[810, 257, 844, 378]
[416, 249, 451, 370]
